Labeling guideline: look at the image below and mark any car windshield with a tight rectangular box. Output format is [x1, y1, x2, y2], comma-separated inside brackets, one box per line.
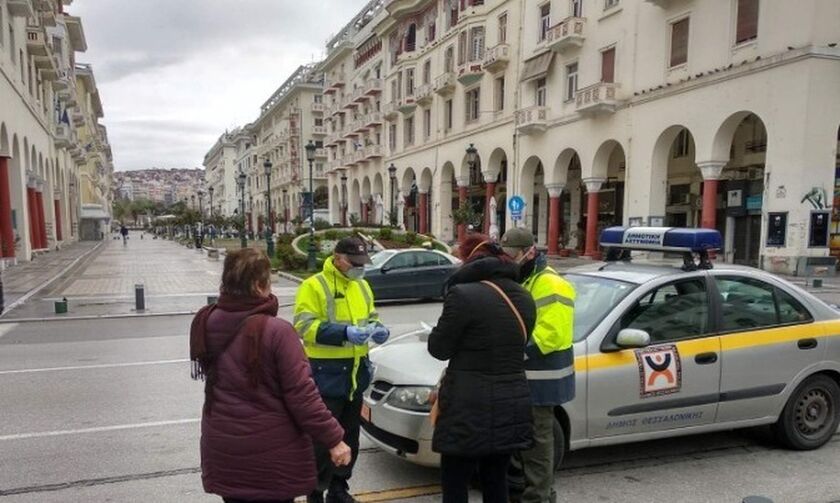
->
[564, 273, 636, 342]
[369, 250, 397, 269]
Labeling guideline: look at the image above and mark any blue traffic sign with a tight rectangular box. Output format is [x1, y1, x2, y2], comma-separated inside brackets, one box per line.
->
[508, 195, 525, 213]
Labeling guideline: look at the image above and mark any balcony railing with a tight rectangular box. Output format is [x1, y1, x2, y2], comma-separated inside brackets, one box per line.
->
[545, 17, 586, 52]
[385, 0, 429, 18]
[311, 125, 327, 136]
[364, 78, 383, 95]
[575, 82, 619, 115]
[364, 144, 383, 159]
[383, 101, 399, 119]
[398, 94, 417, 113]
[314, 148, 327, 158]
[54, 123, 72, 148]
[483, 44, 510, 72]
[311, 102, 326, 114]
[7, 0, 34, 18]
[415, 84, 433, 105]
[26, 26, 48, 56]
[457, 61, 483, 86]
[515, 106, 549, 135]
[364, 112, 383, 128]
[324, 72, 346, 94]
[434, 72, 456, 95]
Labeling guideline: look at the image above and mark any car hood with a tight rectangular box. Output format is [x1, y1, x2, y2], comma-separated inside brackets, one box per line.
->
[369, 324, 447, 387]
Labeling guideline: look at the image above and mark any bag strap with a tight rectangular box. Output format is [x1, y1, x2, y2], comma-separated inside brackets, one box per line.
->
[480, 280, 528, 342]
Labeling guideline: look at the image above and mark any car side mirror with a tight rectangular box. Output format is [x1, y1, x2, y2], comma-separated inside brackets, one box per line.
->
[615, 329, 650, 349]
[381, 265, 391, 273]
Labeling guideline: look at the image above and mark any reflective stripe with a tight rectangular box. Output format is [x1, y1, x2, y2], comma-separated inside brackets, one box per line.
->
[534, 293, 575, 308]
[315, 275, 336, 322]
[303, 341, 369, 358]
[294, 312, 318, 324]
[298, 318, 317, 336]
[358, 281, 372, 308]
[525, 365, 575, 381]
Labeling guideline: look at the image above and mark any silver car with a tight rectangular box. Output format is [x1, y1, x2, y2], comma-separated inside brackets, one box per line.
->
[361, 261, 840, 467]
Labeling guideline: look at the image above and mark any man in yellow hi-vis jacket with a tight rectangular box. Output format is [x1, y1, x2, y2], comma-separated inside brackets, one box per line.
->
[501, 227, 576, 503]
[294, 237, 389, 503]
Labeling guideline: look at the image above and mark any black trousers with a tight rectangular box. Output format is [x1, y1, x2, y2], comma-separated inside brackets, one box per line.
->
[312, 393, 363, 493]
[441, 453, 511, 503]
[223, 499, 293, 503]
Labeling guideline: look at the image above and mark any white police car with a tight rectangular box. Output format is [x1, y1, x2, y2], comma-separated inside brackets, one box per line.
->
[361, 227, 840, 467]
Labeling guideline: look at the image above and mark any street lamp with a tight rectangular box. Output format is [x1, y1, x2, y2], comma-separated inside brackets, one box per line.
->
[340, 172, 348, 227]
[466, 143, 478, 168]
[388, 163, 397, 227]
[263, 158, 275, 258]
[282, 188, 288, 234]
[305, 140, 317, 271]
[248, 190, 254, 240]
[237, 170, 247, 248]
[208, 186, 214, 218]
[197, 189, 205, 216]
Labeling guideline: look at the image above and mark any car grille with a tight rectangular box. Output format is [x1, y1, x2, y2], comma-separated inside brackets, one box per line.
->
[361, 419, 420, 455]
[369, 380, 394, 402]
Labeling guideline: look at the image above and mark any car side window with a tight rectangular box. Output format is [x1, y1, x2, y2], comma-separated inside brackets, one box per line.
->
[620, 278, 710, 343]
[715, 276, 812, 331]
[384, 253, 415, 270]
[416, 252, 443, 267]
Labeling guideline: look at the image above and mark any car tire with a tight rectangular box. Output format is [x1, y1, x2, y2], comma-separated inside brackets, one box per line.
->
[553, 416, 566, 471]
[773, 374, 840, 450]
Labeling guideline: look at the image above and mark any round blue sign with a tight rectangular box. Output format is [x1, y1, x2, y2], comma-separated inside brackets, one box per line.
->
[508, 196, 525, 213]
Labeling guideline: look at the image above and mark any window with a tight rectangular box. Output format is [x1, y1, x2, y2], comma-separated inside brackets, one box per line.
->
[670, 17, 690, 68]
[315, 118, 323, 126]
[424, 108, 432, 139]
[314, 94, 322, 103]
[444, 46, 455, 72]
[458, 31, 467, 65]
[565, 63, 578, 101]
[9, 22, 16, 63]
[672, 129, 690, 158]
[466, 87, 480, 123]
[423, 60, 431, 85]
[535, 77, 547, 106]
[736, 0, 759, 44]
[495, 76, 505, 111]
[572, 0, 583, 17]
[404, 116, 415, 146]
[385, 253, 415, 270]
[405, 68, 415, 95]
[444, 99, 453, 131]
[604, 0, 619, 9]
[498, 13, 508, 43]
[620, 279, 710, 343]
[601, 47, 616, 83]
[539, 3, 551, 41]
[405, 23, 417, 52]
[417, 251, 446, 267]
[469, 26, 485, 61]
[448, 2, 459, 28]
[714, 277, 813, 332]
[389, 124, 397, 151]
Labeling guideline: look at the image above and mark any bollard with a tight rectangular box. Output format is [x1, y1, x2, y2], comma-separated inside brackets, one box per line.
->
[812, 278, 823, 288]
[0, 270, 4, 316]
[54, 297, 68, 314]
[135, 283, 146, 312]
[207, 295, 218, 305]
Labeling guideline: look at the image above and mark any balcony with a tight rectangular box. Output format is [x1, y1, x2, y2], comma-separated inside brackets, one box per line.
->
[352, 150, 366, 164]
[483, 44, 510, 73]
[330, 103, 345, 117]
[7, 0, 34, 18]
[57, 86, 77, 107]
[515, 106, 549, 135]
[54, 124, 72, 148]
[354, 119, 369, 134]
[385, 0, 429, 18]
[330, 158, 345, 170]
[457, 61, 483, 86]
[364, 144, 384, 159]
[311, 102, 326, 114]
[644, 0, 677, 6]
[26, 26, 48, 56]
[364, 112, 383, 128]
[343, 125, 360, 139]
[398, 95, 417, 114]
[36, 55, 59, 81]
[342, 97, 359, 110]
[314, 148, 327, 158]
[545, 17, 586, 52]
[383, 101, 399, 120]
[324, 73, 346, 94]
[352, 86, 368, 104]
[575, 82, 620, 115]
[415, 84, 433, 105]
[434, 72, 456, 95]
[364, 78, 383, 96]
[311, 125, 327, 136]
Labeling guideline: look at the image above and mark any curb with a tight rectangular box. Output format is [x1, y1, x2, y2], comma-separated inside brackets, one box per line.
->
[275, 271, 304, 284]
[0, 242, 105, 319]
[0, 310, 198, 324]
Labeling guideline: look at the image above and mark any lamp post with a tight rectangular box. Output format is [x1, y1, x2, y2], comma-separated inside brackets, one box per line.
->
[304, 140, 317, 271]
[248, 191, 253, 240]
[208, 186, 214, 218]
[388, 163, 397, 227]
[197, 189, 205, 216]
[237, 170, 247, 248]
[340, 172, 348, 227]
[263, 158, 275, 258]
[282, 188, 288, 234]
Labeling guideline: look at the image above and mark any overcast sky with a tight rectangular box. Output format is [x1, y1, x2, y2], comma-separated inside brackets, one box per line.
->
[70, 0, 369, 171]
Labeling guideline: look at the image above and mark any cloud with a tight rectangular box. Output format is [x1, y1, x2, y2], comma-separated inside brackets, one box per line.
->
[69, 0, 369, 171]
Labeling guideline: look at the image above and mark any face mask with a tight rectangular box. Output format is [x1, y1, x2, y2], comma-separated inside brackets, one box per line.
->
[346, 266, 366, 280]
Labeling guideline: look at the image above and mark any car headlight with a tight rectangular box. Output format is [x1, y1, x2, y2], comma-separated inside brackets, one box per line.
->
[385, 386, 434, 412]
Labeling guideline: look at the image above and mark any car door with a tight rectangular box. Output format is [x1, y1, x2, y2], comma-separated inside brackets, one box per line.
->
[414, 252, 451, 297]
[587, 275, 721, 439]
[711, 274, 824, 423]
[377, 252, 418, 299]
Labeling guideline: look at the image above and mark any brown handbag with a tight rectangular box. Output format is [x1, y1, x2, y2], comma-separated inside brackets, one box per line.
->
[429, 280, 528, 427]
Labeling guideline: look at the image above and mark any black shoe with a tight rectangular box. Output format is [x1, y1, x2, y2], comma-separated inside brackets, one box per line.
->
[326, 487, 359, 503]
[306, 491, 324, 503]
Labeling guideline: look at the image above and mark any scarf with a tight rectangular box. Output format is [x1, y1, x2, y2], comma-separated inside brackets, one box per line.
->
[190, 293, 279, 412]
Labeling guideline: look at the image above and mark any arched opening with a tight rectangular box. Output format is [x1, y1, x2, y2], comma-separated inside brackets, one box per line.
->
[440, 162, 456, 242]
[401, 168, 417, 231]
[651, 125, 697, 228]
[520, 156, 546, 244]
[330, 184, 340, 224]
[832, 126, 840, 257]
[418, 168, 433, 234]
[350, 179, 361, 225]
[590, 140, 626, 231]
[487, 148, 508, 237]
[549, 149, 582, 253]
[361, 176, 372, 224]
[373, 173, 385, 225]
[313, 186, 329, 222]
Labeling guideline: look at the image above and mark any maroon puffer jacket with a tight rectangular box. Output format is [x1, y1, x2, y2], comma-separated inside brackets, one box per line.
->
[200, 308, 344, 500]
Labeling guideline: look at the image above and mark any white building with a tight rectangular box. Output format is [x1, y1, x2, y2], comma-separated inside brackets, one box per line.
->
[202, 130, 238, 217]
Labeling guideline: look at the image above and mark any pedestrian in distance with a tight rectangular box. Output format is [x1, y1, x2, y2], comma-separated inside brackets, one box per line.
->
[119, 224, 128, 246]
[191, 248, 352, 503]
[501, 228, 576, 503]
[428, 233, 536, 503]
[294, 237, 390, 503]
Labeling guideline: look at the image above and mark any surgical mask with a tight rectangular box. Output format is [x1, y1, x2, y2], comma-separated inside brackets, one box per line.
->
[346, 266, 366, 280]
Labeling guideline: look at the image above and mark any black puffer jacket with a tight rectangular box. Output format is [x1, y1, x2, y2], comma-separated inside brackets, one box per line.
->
[428, 256, 537, 456]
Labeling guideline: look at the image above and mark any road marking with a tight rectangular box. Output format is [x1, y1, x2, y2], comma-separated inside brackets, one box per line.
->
[0, 358, 190, 375]
[353, 484, 442, 502]
[0, 418, 200, 442]
[0, 323, 18, 338]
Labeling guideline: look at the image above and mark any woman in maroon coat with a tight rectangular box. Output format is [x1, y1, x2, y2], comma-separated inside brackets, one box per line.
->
[191, 248, 350, 503]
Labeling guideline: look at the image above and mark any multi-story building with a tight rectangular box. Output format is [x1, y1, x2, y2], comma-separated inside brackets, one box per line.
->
[203, 130, 238, 217]
[0, 0, 112, 261]
[321, 0, 840, 274]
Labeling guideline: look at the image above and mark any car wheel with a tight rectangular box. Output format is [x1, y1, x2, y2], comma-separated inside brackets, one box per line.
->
[553, 416, 566, 471]
[773, 374, 840, 450]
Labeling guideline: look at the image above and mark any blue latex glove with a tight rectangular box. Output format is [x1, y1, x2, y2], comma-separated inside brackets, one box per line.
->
[346, 325, 371, 345]
[370, 325, 390, 344]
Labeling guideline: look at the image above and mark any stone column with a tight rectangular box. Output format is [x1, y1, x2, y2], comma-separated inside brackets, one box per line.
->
[0, 157, 14, 258]
[456, 175, 469, 243]
[697, 161, 726, 230]
[483, 174, 497, 235]
[54, 197, 63, 242]
[418, 190, 429, 234]
[26, 181, 39, 250]
[546, 183, 565, 256]
[583, 178, 605, 258]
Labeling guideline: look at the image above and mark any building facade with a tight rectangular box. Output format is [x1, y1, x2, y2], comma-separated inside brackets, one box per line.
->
[319, 0, 840, 274]
[0, 0, 112, 261]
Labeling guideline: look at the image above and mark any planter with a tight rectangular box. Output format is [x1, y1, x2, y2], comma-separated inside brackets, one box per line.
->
[558, 249, 571, 257]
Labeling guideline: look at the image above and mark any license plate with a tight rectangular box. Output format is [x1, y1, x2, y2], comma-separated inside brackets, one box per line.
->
[361, 403, 371, 423]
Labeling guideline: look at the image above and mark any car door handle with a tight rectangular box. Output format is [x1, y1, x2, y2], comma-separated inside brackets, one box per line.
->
[797, 338, 818, 350]
[695, 352, 718, 365]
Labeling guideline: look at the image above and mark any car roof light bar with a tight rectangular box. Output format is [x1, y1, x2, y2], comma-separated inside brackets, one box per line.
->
[600, 227, 723, 271]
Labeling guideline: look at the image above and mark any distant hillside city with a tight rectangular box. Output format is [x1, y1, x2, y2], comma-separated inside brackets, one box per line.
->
[112, 168, 205, 206]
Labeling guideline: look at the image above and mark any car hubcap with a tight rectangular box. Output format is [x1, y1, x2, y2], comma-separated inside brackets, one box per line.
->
[795, 388, 831, 438]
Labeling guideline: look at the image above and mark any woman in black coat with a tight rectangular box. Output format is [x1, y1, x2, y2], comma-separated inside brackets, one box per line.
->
[428, 234, 537, 503]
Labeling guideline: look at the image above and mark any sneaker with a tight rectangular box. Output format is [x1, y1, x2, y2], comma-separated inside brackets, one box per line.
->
[306, 491, 324, 503]
[326, 487, 359, 503]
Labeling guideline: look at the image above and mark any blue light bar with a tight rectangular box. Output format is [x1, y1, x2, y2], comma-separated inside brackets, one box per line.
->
[600, 227, 722, 253]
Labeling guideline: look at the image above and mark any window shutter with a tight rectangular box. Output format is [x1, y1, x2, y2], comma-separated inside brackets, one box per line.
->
[670, 18, 689, 67]
[736, 0, 759, 44]
[601, 48, 615, 83]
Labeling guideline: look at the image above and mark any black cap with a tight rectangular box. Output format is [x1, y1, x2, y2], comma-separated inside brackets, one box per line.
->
[334, 237, 371, 266]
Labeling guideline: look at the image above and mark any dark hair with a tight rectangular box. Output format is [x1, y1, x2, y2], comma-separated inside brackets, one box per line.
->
[458, 233, 513, 264]
[221, 248, 271, 297]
